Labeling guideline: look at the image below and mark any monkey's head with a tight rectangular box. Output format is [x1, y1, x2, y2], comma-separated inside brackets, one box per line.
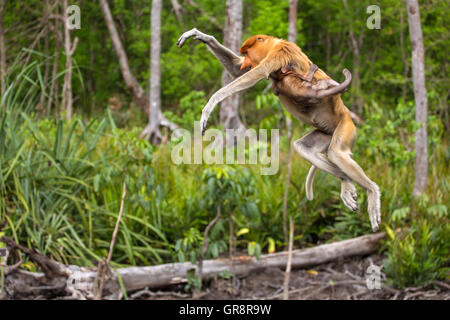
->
[239, 35, 275, 70]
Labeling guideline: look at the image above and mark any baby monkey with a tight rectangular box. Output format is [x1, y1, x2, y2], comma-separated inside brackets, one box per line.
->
[271, 64, 352, 104]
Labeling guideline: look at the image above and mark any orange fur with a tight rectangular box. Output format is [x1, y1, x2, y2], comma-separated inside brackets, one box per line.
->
[240, 35, 329, 81]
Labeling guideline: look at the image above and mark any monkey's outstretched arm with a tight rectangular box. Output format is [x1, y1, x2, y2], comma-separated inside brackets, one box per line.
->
[177, 28, 247, 78]
[200, 66, 269, 134]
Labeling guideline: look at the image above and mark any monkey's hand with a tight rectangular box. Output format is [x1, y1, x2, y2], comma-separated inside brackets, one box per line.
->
[177, 28, 212, 48]
[199, 109, 210, 135]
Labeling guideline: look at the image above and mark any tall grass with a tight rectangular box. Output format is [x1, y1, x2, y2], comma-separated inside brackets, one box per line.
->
[0, 62, 171, 267]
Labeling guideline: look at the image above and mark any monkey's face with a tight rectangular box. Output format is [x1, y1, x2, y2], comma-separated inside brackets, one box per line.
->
[240, 35, 274, 70]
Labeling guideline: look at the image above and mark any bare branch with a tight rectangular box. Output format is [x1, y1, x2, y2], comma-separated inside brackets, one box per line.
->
[283, 216, 294, 300]
[107, 181, 127, 264]
[185, 0, 224, 32]
[170, 0, 184, 25]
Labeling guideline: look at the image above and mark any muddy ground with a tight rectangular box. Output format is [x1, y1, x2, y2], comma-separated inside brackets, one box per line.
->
[131, 255, 449, 300]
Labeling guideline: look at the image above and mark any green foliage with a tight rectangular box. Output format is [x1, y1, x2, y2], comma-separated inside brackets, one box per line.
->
[384, 221, 449, 288]
[247, 0, 289, 39]
[384, 194, 449, 288]
[164, 91, 206, 130]
[175, 227, 203, 263]
[255, 92, 285, 132]
[355, 100, 416, 168]
[247, 241, 262, 259]
[185, 268, 202, 292]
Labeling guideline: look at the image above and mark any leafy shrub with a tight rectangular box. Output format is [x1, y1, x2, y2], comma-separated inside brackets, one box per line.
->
[384, 195, 449, 288]
[163, 90, 206, 130]
[384, 221, 449, 288]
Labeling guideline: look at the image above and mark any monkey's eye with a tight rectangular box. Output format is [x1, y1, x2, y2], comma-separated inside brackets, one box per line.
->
[257, 37, 263, 41]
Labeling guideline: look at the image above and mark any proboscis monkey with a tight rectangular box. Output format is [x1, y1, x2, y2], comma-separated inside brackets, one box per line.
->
[177, 29, 381, 232]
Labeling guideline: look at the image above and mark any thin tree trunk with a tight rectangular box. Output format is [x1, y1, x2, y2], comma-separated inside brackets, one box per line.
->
[342, 0, 364, 114]
[400, 9, 409, 102]
[140, 0, 163, 144]
[282, 117, 293, 247]
[0, 0, 6, 98]
[99, 0, 145, 109]
[61, 0, 77, 119]
[100, 0, 177, 144]
[283, 216, 294, 300]
[288, 0, 298, 43]
[282, 0, 297, 248]
[40, 0, 51, 113]
[48, 1, 60, 117]
[407, 0, 428, 196]
[170, 0, 184, 25]
[220, 0, 245, 137]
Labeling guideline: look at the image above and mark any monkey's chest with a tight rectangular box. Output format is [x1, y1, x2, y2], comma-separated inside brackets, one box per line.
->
[279, 95, 314, 123]
[278, 95, 337, 134]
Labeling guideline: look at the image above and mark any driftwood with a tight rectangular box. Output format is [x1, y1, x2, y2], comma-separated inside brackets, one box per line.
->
[1, 233, 384, 299]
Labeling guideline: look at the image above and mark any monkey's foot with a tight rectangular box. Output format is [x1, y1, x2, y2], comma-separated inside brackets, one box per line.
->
[340, 180, 358, 211]
[367, 186, 381, 232]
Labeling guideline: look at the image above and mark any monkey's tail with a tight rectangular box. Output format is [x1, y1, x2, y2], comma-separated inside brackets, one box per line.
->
[305, 165, 317, 201]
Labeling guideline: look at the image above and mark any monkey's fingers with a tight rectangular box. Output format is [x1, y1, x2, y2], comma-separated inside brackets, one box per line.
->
[341, 181, 359, 211]
[176, 34, 188, 48]
[177, 28, 197, 47]
[377, 208, 381, 225]
[369, 212, 379, 232]
[199, 114, 209, 136]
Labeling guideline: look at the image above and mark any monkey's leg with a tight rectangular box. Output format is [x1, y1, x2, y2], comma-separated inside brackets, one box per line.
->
[293, 130, 358, 211]
[177, 28, 245, 78]
[327, 119, 381, 232]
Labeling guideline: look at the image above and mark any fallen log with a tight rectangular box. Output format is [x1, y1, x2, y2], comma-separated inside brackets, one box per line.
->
[119, 232, 385, 291]
[2, 233, 384, 298]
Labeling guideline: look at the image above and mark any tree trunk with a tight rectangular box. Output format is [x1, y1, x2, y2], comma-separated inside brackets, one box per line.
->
[342, 0, 364, 114]
[48, 1, 60, 117]
[61, 0, 78, 119]
[99, 0, 146, 109]
[220, 0, 245, 136]
[288, 0, 298, 43]
[140, 0, 163, 145]
[400, 9, 409, 102]
[407, 0, 428, 196]
[170, 0, 184, 25]
[100, 0, 177, 144]
[40, 0, 51, 114]
[282, 0, 297, 248]
[0, 0, 6, 98]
